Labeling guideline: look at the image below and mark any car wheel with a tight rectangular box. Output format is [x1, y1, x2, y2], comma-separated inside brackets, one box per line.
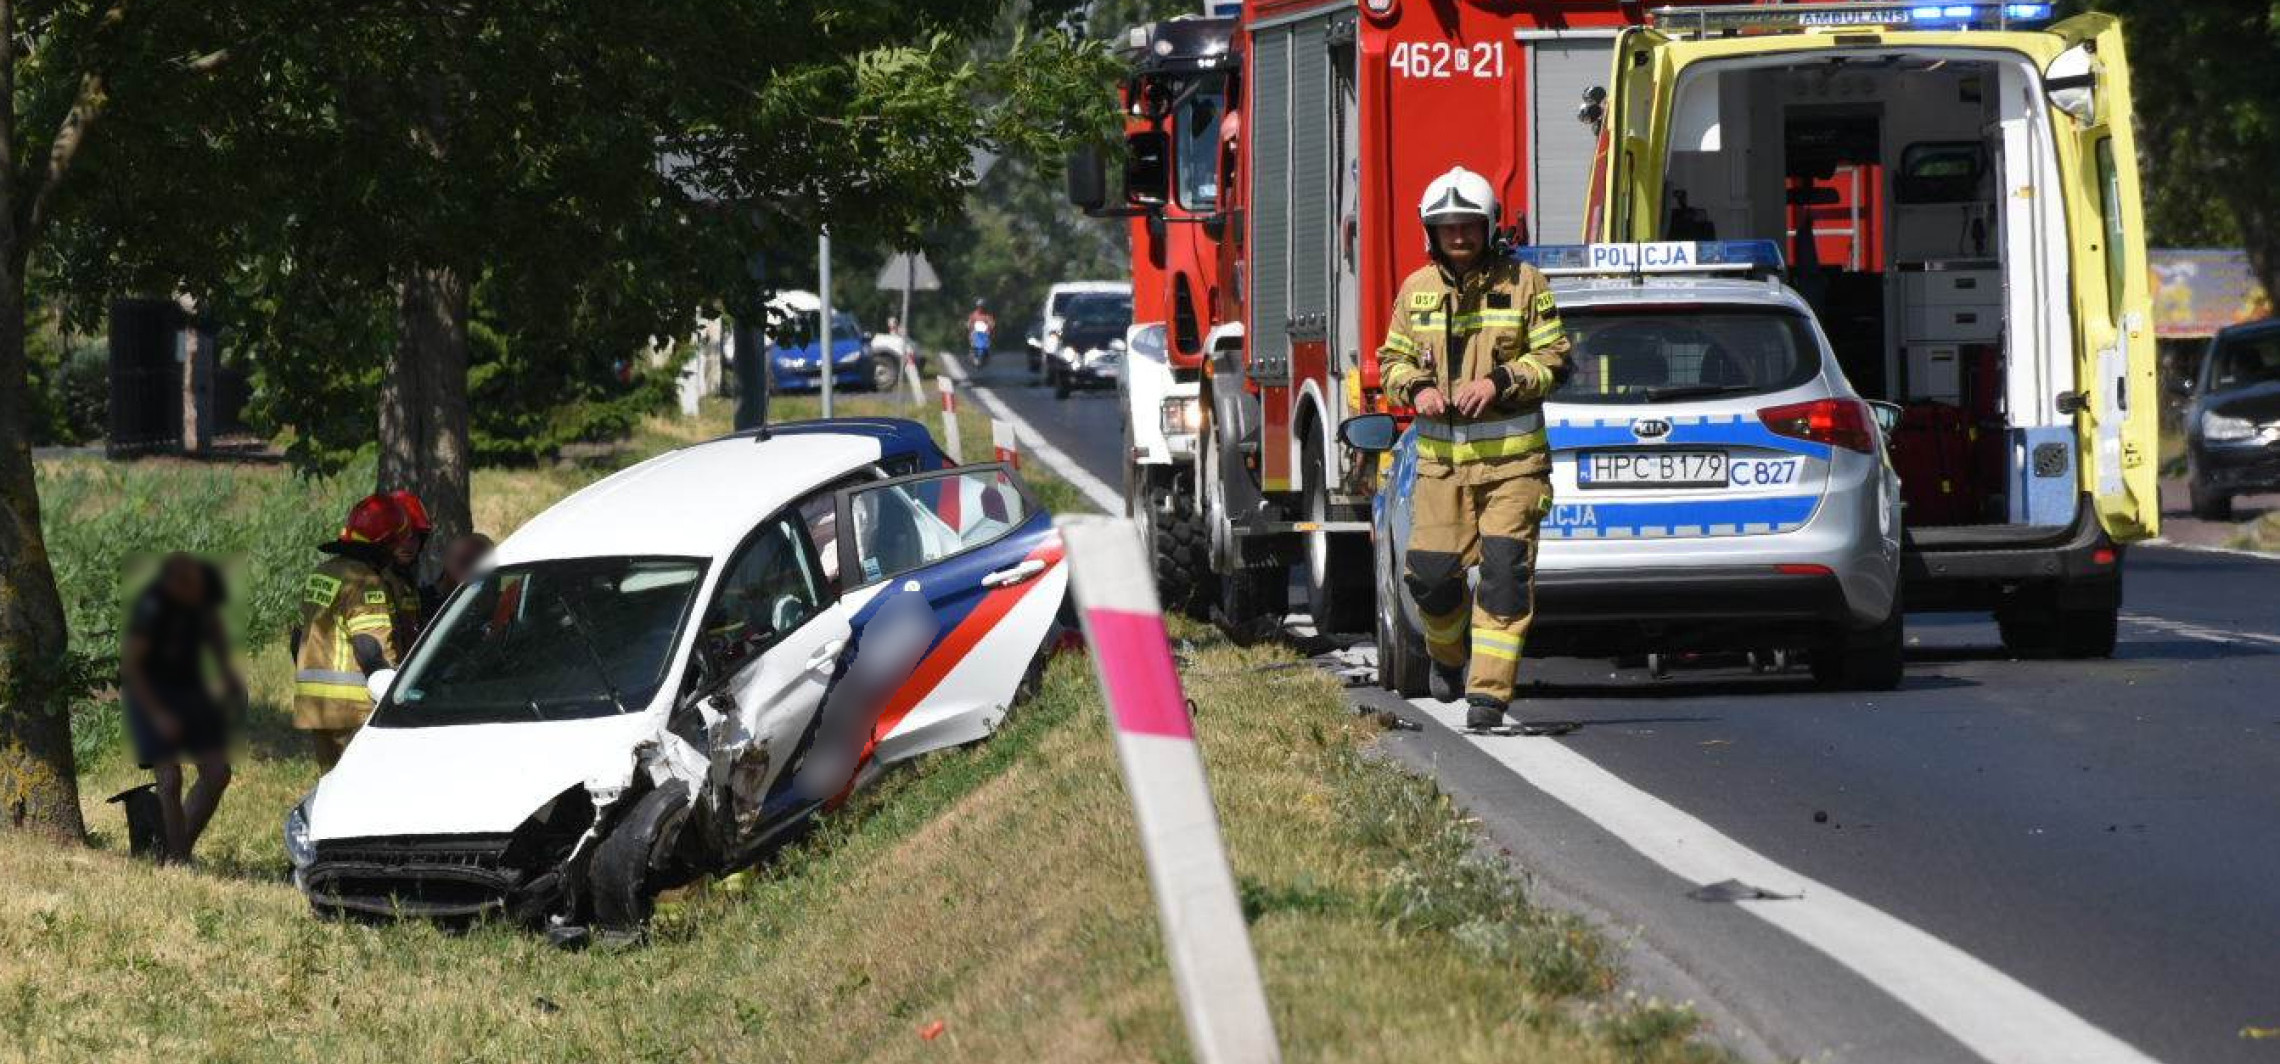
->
[2188, 474, 2233, 522]
[588, 781, 693, 931]
[867, 354, 900, 393]
[1374, 565, 1430, 697]
[1812, 604, 1904, 691]
[1301, 431, 1373, 635]
[1055, 371, 1072, 400]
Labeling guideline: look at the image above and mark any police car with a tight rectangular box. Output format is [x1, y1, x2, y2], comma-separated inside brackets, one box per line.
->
[284, 419, 1069, 931]
[1348, 241, 1905, 692]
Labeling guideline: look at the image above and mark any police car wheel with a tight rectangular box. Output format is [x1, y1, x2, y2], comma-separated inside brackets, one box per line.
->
[1811, 606, 1904, 691]
[1375, 583, 1430, 697]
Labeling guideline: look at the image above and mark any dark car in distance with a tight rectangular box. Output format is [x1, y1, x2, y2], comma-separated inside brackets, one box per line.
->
[2182, 319, 2280, 520]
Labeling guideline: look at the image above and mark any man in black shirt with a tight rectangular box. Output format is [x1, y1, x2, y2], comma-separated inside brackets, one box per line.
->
[121, 554, 244, 863]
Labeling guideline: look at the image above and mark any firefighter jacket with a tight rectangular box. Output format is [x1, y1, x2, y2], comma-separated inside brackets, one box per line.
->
[1377, 258, 1573, 485]
[292, 553, 402, 730]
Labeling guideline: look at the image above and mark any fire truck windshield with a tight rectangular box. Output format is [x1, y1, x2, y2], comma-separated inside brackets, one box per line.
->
[1175, 76, 1226, 212]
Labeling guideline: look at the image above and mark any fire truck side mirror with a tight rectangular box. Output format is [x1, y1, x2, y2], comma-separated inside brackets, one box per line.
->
[1124, 130, 1171, 208]
[1067, 145, 1109, 213]
[1338, 413, 1400, 454]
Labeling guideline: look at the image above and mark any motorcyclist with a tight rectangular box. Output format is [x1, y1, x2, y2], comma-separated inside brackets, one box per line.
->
[967, 299, 996, 368]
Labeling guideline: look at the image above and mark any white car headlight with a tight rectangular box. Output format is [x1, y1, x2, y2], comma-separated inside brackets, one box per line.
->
[2203, 410, 2258, 442]
[284, 794, 316, 870]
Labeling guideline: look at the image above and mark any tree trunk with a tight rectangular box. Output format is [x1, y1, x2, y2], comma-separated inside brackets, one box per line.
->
[0, 254, 86, 842]
[381, 265, 473, 570]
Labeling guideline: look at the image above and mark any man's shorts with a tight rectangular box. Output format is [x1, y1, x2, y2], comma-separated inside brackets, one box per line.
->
[124, 687, 231, 769]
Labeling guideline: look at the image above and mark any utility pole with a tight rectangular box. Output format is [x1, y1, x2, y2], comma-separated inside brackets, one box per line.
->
[818, 229, 835, 418]
[900, 254, 915, 360]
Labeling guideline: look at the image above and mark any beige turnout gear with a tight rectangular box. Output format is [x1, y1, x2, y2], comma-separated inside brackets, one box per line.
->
[1377, 257, 1571, 704]
[292, 554, 403, 731]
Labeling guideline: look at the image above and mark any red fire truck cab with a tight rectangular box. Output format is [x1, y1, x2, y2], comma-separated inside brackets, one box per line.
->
[1079, 0, 1693, 639]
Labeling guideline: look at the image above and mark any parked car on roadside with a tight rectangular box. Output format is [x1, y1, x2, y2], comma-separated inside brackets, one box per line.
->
[1350, 242, 1906, 693]
[763, 290, 892, 393]
[285, 419, 1070, 933]
[2180, 319, 2280, 520]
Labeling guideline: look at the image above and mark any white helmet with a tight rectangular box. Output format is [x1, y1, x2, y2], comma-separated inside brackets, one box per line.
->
[1418, 166, 1498, 227]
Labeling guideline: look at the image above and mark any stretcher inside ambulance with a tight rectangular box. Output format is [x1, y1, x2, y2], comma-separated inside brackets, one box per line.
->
[1592, 5, 2156, 653]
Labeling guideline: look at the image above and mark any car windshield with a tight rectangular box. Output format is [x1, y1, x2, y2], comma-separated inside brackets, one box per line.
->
[1062, 294, 1132, 333]
[2210, 331, 2280, 391]
[372, 557, 707, 728]
[1551, 307, 1821, 405]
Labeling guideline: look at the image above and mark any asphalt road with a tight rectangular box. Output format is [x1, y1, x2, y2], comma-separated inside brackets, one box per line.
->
[955, 351, 2280, 1064]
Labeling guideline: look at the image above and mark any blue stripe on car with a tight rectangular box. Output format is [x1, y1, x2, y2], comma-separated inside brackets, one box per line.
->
[1541, 494, 1819, 539]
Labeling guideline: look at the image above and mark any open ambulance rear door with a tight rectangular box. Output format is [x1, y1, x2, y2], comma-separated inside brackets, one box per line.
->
[1592, 7, 2158, 541]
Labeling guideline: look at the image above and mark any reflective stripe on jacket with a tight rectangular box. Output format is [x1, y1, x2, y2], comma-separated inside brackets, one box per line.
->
[292, 554, 401, 730]
[1376, 257, 1573, 481]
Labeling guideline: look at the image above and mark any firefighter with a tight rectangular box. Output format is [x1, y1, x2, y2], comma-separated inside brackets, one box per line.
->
[1377, 166, 1573, 730]
[292, 494, 413, 768]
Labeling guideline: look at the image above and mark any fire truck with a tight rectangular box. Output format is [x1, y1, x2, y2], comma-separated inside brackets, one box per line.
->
[1075, 0, 1699, 639]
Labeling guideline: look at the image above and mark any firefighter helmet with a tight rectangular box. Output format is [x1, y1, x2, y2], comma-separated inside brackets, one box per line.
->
[389, 490, 433, 535]
[340, 494, 411, 547]
[1418, 167, 1498, 227]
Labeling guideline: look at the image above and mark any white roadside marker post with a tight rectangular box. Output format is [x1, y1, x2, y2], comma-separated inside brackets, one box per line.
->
[937, 375, 964, 465]
[991, 418, 1020, 469]
[1056, 516, 1282, 1064]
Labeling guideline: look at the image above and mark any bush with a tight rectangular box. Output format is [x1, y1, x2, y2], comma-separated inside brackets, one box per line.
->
[26, 330, 107, 447]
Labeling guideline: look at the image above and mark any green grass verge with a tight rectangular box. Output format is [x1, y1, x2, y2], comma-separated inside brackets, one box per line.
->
[17, 390, 1726, 1062]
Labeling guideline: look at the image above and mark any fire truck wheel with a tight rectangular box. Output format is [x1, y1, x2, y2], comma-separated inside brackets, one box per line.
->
[1302, 431, 1373, 634]
[1144, 480, 1215, 620]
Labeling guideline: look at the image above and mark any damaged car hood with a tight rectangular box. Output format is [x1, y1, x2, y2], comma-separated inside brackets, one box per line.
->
[310, 714, 660, 840]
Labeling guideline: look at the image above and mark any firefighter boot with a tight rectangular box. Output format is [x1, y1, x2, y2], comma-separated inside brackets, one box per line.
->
[1465, 694, 1508, 731]
[1429, 660, 1466, 704]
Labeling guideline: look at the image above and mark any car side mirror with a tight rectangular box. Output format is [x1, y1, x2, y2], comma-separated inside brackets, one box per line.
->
[1867, 401, 1902, 437]
[366, 668, 398, 706]
[1067, 145, 1108, 214]
[1339, 413, 1400, 453]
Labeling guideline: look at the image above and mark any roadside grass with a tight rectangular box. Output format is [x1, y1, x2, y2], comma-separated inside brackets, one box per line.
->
[19, 385, 1724, 1063]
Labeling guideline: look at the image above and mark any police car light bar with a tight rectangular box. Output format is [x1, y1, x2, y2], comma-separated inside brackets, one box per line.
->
[1647, 2, 2053, 37]
[1515, 241, 1787, 279]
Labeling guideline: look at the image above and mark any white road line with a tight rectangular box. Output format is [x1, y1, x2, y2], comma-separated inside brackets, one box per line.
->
[2143, 537, 2280, 563]
[1411, 698, 2161, 1064]
[2122, 611, 2280, 648]
[938, 353, 1123, 514]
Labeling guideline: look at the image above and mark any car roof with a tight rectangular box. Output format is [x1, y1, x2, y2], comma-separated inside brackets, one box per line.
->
[492, 429, 885, 565]
[2215, 318, 2280, 341]
[1048, 281, 1131, 296]
[1549, 275, 1817, 316]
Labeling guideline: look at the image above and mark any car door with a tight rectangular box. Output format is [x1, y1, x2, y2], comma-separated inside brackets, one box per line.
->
[833, 463, 1067, 767]
[683, 509, 848, 853]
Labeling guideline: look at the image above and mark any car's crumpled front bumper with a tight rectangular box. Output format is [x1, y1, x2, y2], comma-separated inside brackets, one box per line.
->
[302, 835, 540, 919]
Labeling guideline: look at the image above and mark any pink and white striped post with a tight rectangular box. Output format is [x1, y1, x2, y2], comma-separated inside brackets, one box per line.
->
[1056, 515, 1282, 1064]
[936, 375, 964, 465]
[991, 418, 1020, 469]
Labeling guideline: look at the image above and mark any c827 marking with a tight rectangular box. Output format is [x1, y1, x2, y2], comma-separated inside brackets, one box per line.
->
[1730, 458, 1802, 487]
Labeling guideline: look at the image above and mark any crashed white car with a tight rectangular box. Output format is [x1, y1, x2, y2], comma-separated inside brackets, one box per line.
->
[286, 419, 1069, 931]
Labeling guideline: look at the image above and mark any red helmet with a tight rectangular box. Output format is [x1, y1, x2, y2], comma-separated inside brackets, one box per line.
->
[340, 494, 411, 547]
[389, 490, 433, 535]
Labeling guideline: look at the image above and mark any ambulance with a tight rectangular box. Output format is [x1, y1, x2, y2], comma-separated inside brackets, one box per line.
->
[1591, 2, 2156, 657]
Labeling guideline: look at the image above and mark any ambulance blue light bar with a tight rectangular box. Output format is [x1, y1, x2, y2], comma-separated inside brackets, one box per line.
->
[1648, 2, 2052, 35]
[1515, 241, 1786, 278]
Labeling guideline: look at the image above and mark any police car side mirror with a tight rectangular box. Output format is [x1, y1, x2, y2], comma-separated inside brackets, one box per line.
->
[1867, 401, 1902, 438]
[1339, 413, 1400, 454]
[366, 668, 398, 706]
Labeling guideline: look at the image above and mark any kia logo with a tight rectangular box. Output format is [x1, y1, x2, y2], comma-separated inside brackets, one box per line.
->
[1631, 418, 1672, 440]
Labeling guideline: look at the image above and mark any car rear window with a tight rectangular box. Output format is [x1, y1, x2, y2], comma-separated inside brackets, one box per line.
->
[1552, 308, 1821, 405]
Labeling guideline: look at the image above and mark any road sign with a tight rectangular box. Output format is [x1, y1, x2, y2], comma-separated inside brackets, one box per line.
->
[879, 253, 940, 292]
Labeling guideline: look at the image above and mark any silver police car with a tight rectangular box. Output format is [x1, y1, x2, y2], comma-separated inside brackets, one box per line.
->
[1348, 242, 1904, 693]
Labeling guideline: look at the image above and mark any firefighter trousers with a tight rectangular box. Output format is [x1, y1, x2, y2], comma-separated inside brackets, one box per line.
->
[1403, 471, 1551, 704]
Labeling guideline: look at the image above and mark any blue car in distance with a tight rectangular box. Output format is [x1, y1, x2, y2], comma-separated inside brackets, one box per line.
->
[765, 289, 876, 393]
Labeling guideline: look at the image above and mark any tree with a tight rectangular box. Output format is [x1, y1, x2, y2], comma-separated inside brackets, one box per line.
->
[2080, 2, 2280, 288]
[5, 0, 1121, 842]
